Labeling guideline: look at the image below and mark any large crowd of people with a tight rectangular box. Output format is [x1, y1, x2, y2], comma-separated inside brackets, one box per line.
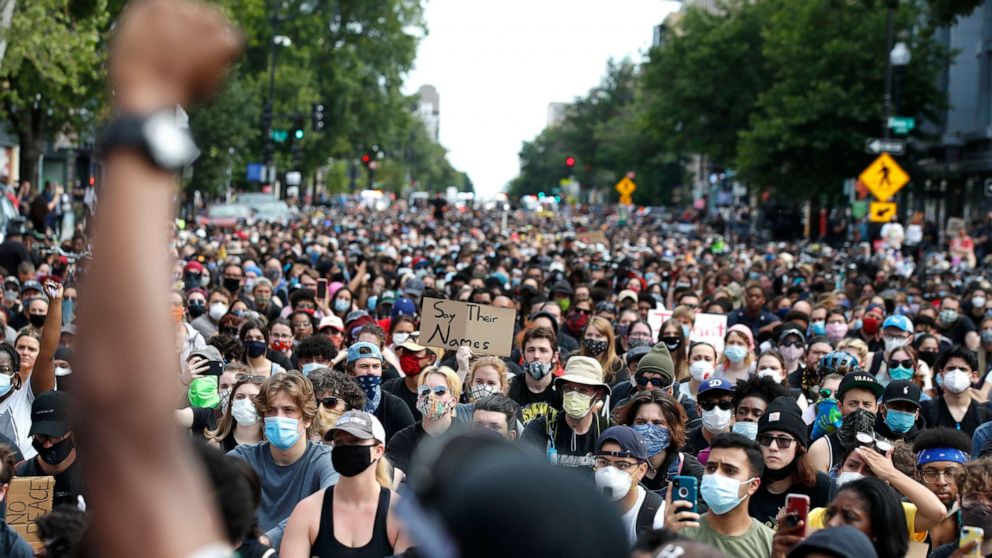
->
[3, 1, 992, 557]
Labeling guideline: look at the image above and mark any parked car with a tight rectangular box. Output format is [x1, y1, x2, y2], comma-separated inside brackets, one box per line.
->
[253, 201, 294, 225]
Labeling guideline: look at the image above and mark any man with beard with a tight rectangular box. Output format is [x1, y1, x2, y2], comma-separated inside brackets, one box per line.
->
[808, 371, 883, 473]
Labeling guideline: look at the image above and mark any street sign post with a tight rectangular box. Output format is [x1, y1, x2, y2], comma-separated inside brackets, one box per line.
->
[865, 138, 905, 155]
[615, 176, 636, 205]
[887, 116, 916, 135]
[858, 153, 909, 201]
[869, 201, 897, 222]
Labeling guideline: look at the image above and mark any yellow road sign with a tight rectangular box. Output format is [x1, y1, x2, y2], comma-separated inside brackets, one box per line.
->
[619, 194, 633, 205]
[859, 153, 909, 201]
[869, 201, 897, 223]
[615, 177, 637, 196]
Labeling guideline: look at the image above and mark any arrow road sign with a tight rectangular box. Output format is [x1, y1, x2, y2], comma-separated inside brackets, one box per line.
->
[869, 201, 897, 223]
[865, 138, 905, 155]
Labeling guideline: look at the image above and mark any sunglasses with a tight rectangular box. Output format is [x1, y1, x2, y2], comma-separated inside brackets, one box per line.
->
[888, 359, 913, 370]
[780, 341, 804, 349]
[418, 385, 448, 397]
[236, 374, 266, 384]
[573, 308, 592, 316]
[636, 377, 671, 389]
[757, 433, 795, 449]
[699, 399, 733, 412]
[318, 396, 340, 410]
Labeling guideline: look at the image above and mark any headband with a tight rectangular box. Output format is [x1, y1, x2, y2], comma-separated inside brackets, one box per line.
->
[917, 448, 968, 466]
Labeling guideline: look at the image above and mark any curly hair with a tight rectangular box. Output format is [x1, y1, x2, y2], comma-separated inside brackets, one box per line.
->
[253, 372, 318, 424]
[731, 375, 790, 411]
[468, 356, 510, 393]
[308, 368, 365, 411]
[958, 457, 992, 495]
[912, 427, 972, 456]
[612, 389, 688, 451]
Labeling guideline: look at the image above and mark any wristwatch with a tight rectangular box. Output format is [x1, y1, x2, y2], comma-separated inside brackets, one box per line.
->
[97, 110, 200, 172]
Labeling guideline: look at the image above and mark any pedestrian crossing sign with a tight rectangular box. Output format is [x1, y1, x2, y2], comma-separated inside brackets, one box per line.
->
[859, 153, 909, 201]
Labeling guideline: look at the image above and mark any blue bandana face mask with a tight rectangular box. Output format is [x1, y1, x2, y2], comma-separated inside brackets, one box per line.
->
[631, 424, 671, 456]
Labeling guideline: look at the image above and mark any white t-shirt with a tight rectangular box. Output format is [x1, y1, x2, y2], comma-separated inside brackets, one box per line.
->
[0, 382, 36, 459]
[620, 486, 666, 544]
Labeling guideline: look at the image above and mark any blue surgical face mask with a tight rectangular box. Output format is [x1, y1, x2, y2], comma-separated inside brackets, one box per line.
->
[682, 325, 691, 340]
[731, 421, 758, 440]
[851, 319, 863, 331]
[631, 424, 671, 456]
[264, 416, 302, 450]
[889, 365, 914, 381]
[302, 362, 323, 375]
[884, 409, 916, 434]
[700, 473, 753, 515]
[62, 299, 75, 326]
[809, 321, 826, 336]
[0, 373, 12, 397]
[724, 345, 747, 363]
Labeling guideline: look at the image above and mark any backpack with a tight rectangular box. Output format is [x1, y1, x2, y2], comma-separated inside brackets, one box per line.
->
[635, 489, 664, 536]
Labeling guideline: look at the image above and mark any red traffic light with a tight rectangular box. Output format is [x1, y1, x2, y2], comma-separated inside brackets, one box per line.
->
[361, 154, 371, 164]
[565, 156, 575, 167]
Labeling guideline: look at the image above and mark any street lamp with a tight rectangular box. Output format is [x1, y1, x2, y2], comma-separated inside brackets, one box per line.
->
[890, 41, 911, 66]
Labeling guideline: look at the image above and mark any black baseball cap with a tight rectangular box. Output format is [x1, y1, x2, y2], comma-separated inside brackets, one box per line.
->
[29, 390, 71, 437]
[788, 525, 878, 558]
[883, 380, 921, 408]
[595, 425, 648, 462]
[837, 372, 883, 400]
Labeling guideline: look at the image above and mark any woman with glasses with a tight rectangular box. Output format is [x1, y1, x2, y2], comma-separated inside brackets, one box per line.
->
[384, 366, 461, 482]
[239, 319, 285, 379]
[611, 389, 704, 493]
[207, 374, 264, 452]
[748, 396, 834, 526]
[270, 319, 296, 367]
[307, 367, 367, 444]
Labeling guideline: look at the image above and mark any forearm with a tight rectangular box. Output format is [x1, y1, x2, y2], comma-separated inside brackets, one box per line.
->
[889, 472, 946, 530]
[32, 297, 61, 392]
[76, 151, 223, 556]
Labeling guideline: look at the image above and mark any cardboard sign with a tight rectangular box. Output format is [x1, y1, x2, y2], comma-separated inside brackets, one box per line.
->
[647, 311, 728, 354]
[420, 298, 516, 357]
[579, 230, 608, 245]
[7, 476, 55, 551]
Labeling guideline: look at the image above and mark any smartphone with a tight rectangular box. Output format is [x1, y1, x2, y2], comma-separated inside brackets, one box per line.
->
[316, 278, 327, 300]
[203, 360, 224, 377]
[784, 494, 810, 536]
[671, 475, 698, 514]
[961, 526, 984, 557]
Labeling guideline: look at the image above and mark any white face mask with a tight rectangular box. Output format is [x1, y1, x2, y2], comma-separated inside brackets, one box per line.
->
[943, 369, 972, 394]
[883, 335, 909, 355]
[594, 466, 632, 501]
[836, 471, 864, 487]
[973, 296, 987, 310]
[757, 367, 783, 384]
[231, 398, 259, 426]
[702, 407, 732, 433]
[208, 302, 228, 321]
[392, 332, 410, 346]
[689, 360, 715, 382]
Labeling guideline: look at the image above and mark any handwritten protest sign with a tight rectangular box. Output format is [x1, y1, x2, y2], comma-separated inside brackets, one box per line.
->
[7, 476, 54, 551]
[420, 298, 516, 357]
[647, 310, 728, 354]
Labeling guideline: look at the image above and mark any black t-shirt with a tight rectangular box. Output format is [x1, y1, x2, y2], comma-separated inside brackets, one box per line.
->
[642, 450, 705, 493]
[382, 377, 420, 421]
[385, 422, 431, 474]
[520, 411, 610, 469]
[748, 472, 835, 528]
[0, 240, 30, 277]
[374, 391, 415, 444]
[190, 407, 218, 436]
[920, 397, 992, 437]
[15, 457, 84, 509]
[683, 426, 710, 457]
[266, 349, 293, 372]
[941, 315, 977, 346]
[507, 374, 560, 420]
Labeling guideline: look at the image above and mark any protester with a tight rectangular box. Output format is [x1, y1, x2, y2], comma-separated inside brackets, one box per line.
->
[508, 326, 561, 420]
[921, 345, 992, 435]
[239, 319, 286, 377]
[385, 365, 462, 480]
[382, 339, 438, 420]
[228, 373, 338, 548]
[730, 376, 790, 440]
[808, 371, 883, 473]
[681, 341, 719, 402]
[874, 379, 923, 442]
[666, 432, 774, 557]
[15, 390, 83, 508]
[592, 425, 665, 544]
[929, 456, 992, 557]
[307, 367, 366, 442]
[717, 325, 756, 384]
[471, 393, 519, 440]
[521, 355, 612, 468]
[344, 341, 414, 443]
[579, 316, 624, 385]
[207, 375, 264, 451]
[911, 426, 972, 549]
[0, 442, 31, 557]
[282, 411, 410, 558]
[685, 378, 735, 457]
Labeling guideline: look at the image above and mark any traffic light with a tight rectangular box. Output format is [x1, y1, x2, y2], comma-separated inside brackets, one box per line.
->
[311, 103, 325, 132]
[292, 116, 305, 140]
[565, 156, 575, 168]
[361, 153, 372, 166]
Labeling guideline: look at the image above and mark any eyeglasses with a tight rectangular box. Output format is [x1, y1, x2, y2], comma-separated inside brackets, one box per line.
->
[418, 385, 448, 397]
[236, 374, 266, 384]
[636, 376, 671, 389]
[318, 396, 340, 410]
[888, 359, 913, 369]
[757, 434, 795, 449]
[854, 432, 893, 453]
[698, 399, 733, 412]
[594, 457, 638, 472]
[920, 469, 960, 484]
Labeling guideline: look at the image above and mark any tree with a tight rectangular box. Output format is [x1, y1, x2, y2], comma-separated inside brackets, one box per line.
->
[0, 0, 113, 186]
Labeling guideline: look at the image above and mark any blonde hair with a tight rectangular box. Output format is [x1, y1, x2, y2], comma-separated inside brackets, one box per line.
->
[253, 372, 318, 424]
[375, 455, 393, 488]
[468, 356, 510, 393]
[837, 338, 869, 367]
[418, 365, 462, 401]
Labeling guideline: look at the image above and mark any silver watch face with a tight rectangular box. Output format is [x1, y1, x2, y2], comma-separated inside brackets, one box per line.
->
[142, 112, 199, 169]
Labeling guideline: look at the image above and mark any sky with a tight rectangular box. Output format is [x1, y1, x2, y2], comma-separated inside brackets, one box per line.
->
[403, 0, 681, 198]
